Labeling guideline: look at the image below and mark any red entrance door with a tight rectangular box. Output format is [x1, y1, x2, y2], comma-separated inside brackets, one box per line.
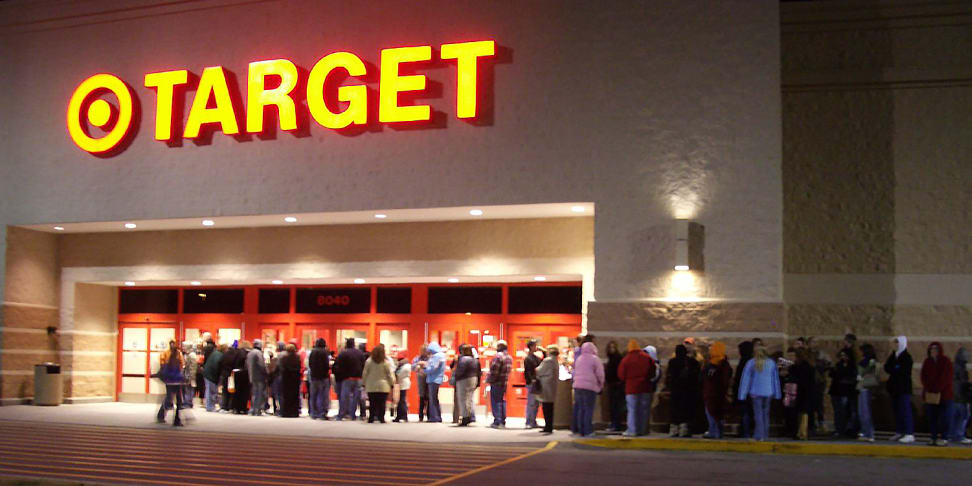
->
[505, 323, 581, 417]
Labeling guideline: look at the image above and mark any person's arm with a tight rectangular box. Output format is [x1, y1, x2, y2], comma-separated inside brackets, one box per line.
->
[362, 360, 371, 384]
[596, 360, 605, 390]
[737, 362, 750, 401]
[771, 363, 782, 399]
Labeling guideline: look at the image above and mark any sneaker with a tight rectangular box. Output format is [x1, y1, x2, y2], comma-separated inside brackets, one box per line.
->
[888, 434, 902, 441]
[898, 435, 915, 443]
[935, 439, 948, 447]
[581, 433, 596, 438]
[961, 438, 972, 444]
[622, 432, 636, 438]
[489, 424, 501, 429]
[858, 436, 875, 442]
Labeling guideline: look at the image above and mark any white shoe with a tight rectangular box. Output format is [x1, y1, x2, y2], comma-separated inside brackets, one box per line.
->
[935, 439, 948, 447]
[857, 436, 874, 442]
[960, 438, 972, 444]
[888, 433, 902, 441]
[898, 435, 915, 443]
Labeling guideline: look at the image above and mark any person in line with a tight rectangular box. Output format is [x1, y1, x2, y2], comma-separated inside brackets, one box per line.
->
[231, 340, 251, 414]
[181, 341, 198, 409]
[356, 343, 370, 419]
[362, 344, 395, 424]
[412, 346, 429, 421]
[247, 339, 269, 416]
[156, 340, 186, 426]
[603, 340, 625, 433]
[885, 335, 915, 443]
[787, 348, 814, 440]
[950, 347, 971, 444]
[394, 353, 412, 422]
[308, 338, 331, 420]
[701, 341, 732, 439]
[666, 344, 701, 437]
[683, 337, 703, 364]
[921, 342, 954, 446]
[571, 342, 605, 438]
[277, 343, 301, 417]
[218, 340, 239, 412]
[269, 341, 285, 416]
[426, 342, 447, 423]
[487, 340, 514, 429]
[524, 340, 545, 430]
[335, 338, 365, 420]
[732, 340, 755, 438]
[840, 334, 862, 433]
[738, 342, 781, 441]
[617, 339, 656, 437]
[829, 349, 858, 438]
[857, 343, 879, 442]
[535, 345, 560, 435]
[202, 342, 223, 412]
[806, 336, 831, 434]
[454, 344, 481, 426]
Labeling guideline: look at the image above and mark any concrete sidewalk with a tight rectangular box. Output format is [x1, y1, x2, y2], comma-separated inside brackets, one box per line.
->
[577, 435, 972, 460]
[0, 402, 559, 445]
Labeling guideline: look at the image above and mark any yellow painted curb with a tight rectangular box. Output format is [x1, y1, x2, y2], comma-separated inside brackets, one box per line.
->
[575, 438, 972, 460]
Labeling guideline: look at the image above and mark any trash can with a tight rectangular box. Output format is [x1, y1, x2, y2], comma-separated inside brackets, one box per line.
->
[34, 363, 63, 406]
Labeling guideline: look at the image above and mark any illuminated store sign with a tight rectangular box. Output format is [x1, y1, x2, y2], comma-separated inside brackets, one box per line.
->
[67, 40, 496, 154]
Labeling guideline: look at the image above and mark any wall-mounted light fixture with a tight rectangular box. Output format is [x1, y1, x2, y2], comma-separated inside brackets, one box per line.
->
[675, 219, 705, 272]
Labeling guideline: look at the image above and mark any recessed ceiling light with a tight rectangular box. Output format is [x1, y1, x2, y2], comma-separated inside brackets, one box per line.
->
[271, 280, 284, 285]
[353, 278, 366, 284]
[202, 219, 215, 227]
[465, 312, 472, 316]
[534, 276, 547, 281]
[469, 209, 483, 216]
[190, 281, 202, 286]
[284, 217, 297, 223]
[124, 223, 137, 229]
[448, 278, 459, 283]
[571, 205, 586, 213]
[374, 214, 387, 219]
[53, 226, 65, 231]
[124, 281, 135, 286]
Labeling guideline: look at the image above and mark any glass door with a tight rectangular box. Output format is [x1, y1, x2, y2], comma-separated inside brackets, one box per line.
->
[119, 324, 177, 397]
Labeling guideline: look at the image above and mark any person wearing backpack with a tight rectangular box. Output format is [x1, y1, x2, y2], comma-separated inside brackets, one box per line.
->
[857, 343, 880, 441]
[617, 339, 656, 437]
[156, 340, 187, 426]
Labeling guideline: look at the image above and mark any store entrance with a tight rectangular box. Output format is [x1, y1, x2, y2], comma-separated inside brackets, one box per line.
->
[118, 323, 178, 400]
[505, 323, 580, 417]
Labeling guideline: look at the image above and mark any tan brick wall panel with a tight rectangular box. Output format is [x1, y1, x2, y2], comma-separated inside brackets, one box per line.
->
[1, 304, 59, 330]
[588, 302, 784, 333]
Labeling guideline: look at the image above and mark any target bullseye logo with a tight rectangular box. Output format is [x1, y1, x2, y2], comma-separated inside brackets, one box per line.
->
[66, 74, 135, 154]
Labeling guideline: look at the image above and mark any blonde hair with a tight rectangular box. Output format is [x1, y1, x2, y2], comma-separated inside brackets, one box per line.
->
[754, 345, 768, 372]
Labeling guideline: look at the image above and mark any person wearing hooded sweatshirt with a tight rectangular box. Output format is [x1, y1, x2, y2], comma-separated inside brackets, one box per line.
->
[604, 340, 626, 433]
[308, 338, 331, 420]
[335, 338, 365, 420]
[921, 342, 954, 446]
[702, 342, 732, 439]
[950, 347, 971, 444]
[732, 341, 755, 438]
[247, 339, 269, 416]
[884, 335, 915, 443]
[617, 339, 656, 437]
[425, 342, 446, 423]
[738, 343, 781, 441]
[202, 343, 223, 412]
[666, 344, 701, 437]
[572, 342, 605, 438]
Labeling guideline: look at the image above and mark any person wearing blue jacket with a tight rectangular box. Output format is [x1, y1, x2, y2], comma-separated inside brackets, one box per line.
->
[425, 342, 446, 423]
[738, 343, 781, 441]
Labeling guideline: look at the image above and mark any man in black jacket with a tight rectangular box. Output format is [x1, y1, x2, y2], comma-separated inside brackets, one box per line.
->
[308, 338, 331, 419]
[523, 340, 544, 429]
[334, 338, 365, 420]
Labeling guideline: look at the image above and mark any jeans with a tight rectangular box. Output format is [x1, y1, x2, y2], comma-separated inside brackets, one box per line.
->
[893, 394, 914, 435]
[182, 385, 195, 408]
[338, 379, 362, 420]
[490, 384, 508, 426]
[858, 389, 875, 439]
[368, 392, 388, 423]
[926, 400, 952, 442]
[607, 383, 626, 430]
[705, 408, 723, 439]
[572, 388, 597, 436]
[625, 393, 651, 436]
[418, 394, 429, 421]
[525, 389, 540, 427]
[249, 381, 267, 415]
[737, 399, 753, 438]
[752, 396, 771, 440]
[832, 395, 852, 436]
[309, 378, 331, 419]
[396, 389, 409, 421]
[949, 402, 970, 441]
[157, 384, 184, 424]
[542, 401, 555, 433]
[204, 379, 218, 412]
[427, 383, 442, 422]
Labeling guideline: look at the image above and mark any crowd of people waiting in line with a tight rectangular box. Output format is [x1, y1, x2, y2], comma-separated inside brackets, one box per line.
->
[154, 331, 972, 447]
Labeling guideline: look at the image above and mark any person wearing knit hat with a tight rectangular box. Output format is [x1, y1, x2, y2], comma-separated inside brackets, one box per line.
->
[617, 339, 657, 437]
[702, 341, 732, 438]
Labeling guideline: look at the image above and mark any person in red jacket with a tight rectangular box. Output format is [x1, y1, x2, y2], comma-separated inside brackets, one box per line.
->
[702, 341, 733, 439]
[921, 342, 954, 446]
[617, 339, 657, 437]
